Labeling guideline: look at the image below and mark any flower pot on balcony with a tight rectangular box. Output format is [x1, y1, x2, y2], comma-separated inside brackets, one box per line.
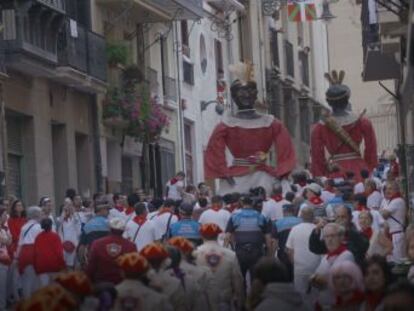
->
[103, 116, 129, 129]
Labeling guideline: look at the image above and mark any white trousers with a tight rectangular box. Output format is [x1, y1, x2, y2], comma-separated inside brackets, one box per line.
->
[390, 232, 406, 263]
[21, 265, 38, 299]
[0, 264, 8, 310]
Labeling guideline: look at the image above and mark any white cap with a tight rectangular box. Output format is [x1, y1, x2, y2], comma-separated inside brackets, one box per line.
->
[306, 183, 322, 195]
[109, 217, 126, 231]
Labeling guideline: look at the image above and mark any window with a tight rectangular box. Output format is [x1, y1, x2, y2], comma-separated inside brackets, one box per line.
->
[237, 12, 252, 62]
[283, 87, 296, 137]
[65, 0, 91, 28]
[300, 99, 310, 143]
[7, 116, 23, 199]
[214, 39, 224, 79]
[284, 41, 294, 78]
[270, 29, 280, 68]
[183, 60, 194, 85]
[161, 35, 169, 96]
[121, 156, 133, 195]
[181, 21, 190, 57]
[160, 139, 176, 195]
[200, 34, 207, 74]
[300, 51, 310, 87]
[184, 122, 194, 185]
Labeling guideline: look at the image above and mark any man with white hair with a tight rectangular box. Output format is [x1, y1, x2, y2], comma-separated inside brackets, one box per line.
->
[17, 206, 43, 298]
[298, 183, 326, 218]
[380, 181, 406, 262]
[310, 223, 355, 308]
[85, 217, 137, 285]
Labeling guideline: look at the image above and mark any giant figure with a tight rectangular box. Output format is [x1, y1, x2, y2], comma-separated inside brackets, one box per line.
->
[204, 63, 296, 195]
[311, 71, 378, 181]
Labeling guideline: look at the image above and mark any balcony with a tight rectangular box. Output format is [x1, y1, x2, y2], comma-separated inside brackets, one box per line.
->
[96, 0, 203, 22]
[0, 3, 65, 77]
[36, 0, 65, 13]
[361, 1, 401, 81]
[55, 19, 107, 93]
[207, 0, 245, 12]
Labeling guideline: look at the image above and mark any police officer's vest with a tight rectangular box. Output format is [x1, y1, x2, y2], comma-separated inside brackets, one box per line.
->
[230, 208, 267, 245]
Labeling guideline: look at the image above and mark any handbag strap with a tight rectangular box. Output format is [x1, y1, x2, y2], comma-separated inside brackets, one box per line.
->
[23, 223, 36, 239]
[132, 221, 145, 243]
[163, 213, 174, 239]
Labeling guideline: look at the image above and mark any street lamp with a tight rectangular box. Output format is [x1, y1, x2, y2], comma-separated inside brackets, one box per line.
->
[319, 0, 336, 22]
[200, 100, 225, 115]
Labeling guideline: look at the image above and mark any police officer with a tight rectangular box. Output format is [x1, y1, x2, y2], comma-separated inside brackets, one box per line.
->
[224, 194, 273, 289]
[168, 203, 202, 246]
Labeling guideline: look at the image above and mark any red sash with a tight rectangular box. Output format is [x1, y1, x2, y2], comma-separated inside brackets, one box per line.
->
[18, 244, 35, 274]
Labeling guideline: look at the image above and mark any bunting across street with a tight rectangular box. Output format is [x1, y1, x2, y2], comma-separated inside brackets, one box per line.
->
[287, 0, 317, 22]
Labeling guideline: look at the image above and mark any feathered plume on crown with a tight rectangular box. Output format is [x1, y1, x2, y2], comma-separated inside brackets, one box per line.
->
[229, 61, 255, 85]
[324, 70, 345, 86]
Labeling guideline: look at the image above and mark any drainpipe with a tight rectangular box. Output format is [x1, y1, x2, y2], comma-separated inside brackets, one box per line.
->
[174, 21, 186, 178]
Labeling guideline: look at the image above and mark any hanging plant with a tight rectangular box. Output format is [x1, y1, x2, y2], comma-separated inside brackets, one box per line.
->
[106, 42, 128, 67]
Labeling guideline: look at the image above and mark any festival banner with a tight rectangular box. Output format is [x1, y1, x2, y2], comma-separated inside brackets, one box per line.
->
[287, 0, 317, 22]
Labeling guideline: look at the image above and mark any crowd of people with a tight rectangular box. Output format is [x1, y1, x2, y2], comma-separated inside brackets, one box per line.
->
[0, 163, 413, 310]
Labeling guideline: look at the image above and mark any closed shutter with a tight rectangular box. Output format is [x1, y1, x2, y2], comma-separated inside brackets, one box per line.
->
[7, 154, 22, 198]
[7, 116, 23, 198]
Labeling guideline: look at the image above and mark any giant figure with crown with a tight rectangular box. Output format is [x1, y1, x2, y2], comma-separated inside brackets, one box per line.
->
[311, 71, 378, 181]
[204, 63, 297, 195]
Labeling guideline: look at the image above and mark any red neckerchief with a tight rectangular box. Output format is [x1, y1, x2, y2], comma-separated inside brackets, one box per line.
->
[125, 206, 135, 215]
[298, 181, 307, 187]
[335, 290, 365, 307]
[133, 215, 147, 226]
[361, 227, 373, 240]
[115, 205, 124, 212]
[327, 244, 347, 259]
[356, 204, 369, 212]
[390, 192, 402, 201]
[272, 195, 283, 202]
[211, 204, 221, 212]
[170, 177, 178, 185]
[158, 207, 172, 216]
[365, 291, 384, 309]
[309, 196, 324, 205]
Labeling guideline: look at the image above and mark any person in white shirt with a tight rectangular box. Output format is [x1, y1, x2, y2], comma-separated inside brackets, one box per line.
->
[286, 207, 321, 304]
[123, 202, 156, 251]
[199, 195, 231, 245]
[310, 223, 355, 308]
[352, 194, 384, 232]
[58, 201, 81, 268]
[151, 199, 178, 241]
[261, 185, 286, 221]
[365, 179, 383, 211]
[380, 181, 406, 262]
[17, 206, 43, 298]
[166, 171, 186, 201]
[321, 179, 336, 204]
[354, 169, 369, 194]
